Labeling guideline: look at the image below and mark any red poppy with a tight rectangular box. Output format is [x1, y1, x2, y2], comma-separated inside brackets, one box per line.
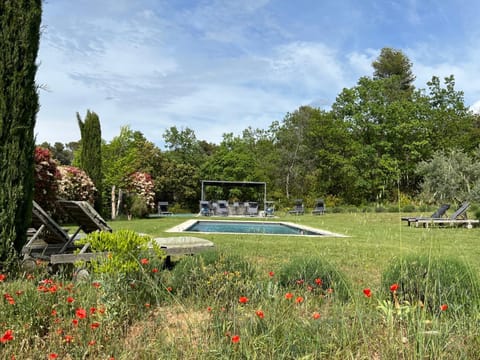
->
[76, 308, 87, 319]
[327, 288, 334, 294]
[315, 278, 322, 285]
[88, 340, 96, 346]
[140, 258, 149, 265]
[307, 286, 313, 292]
[167, 287, 172, 292]
[231, 335, 240, 343]
[285, 292, 293, 299]
[92, 282, 101, 288]
[90, 322, 100, 329]
[64, 335, 73, 343]
[145, 303, 150, 308]
[295, 296, 304, 304]
[363, 288, 372, 298]
[51, 309, 57, 317]
[296, 279, 304, 285]
[0, 274, 6, 282]
[390, 283, 399, 292]
[268, 271, 274, 277]
[48, 354, 58, 359]
[312, 312, 321, 320]
[239, 296, 249, 304]
[207, 306, 212, 312]
[0, 329, 13, 343]
[440, 304, 448, 311]
[90, 307, 97, 314]
[255, 310, 265, 319]
[152, 268, 158, 273]
[67, 296, 75, 303]
[72, 319, 79, 326]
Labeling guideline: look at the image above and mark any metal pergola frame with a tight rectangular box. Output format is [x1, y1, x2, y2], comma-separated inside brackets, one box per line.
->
[200, 180, 267, 208]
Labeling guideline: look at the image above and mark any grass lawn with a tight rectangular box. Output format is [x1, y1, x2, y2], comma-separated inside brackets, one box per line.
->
[111, 211, 480, 287]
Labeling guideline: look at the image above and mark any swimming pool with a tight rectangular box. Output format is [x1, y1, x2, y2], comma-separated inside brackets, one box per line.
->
[167, 220, 346, 237]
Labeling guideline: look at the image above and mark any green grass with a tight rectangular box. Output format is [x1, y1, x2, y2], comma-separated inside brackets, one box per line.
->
[2, 212, 480, 359]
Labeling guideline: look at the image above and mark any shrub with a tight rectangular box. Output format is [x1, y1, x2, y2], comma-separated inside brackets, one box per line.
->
[57, 165, 96, 203]
[277, 257, 351, 302]
[34, 147, 60, 212]
[401, 204, 416, 213]
[381, 255, 480, 315]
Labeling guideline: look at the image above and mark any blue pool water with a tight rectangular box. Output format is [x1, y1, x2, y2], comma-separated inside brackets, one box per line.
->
[185, 221, 324, 235]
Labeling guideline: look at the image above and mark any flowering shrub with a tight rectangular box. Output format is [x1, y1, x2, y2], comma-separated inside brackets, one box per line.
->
[128, 172, 155, 211]
[57, 165, 96, 203]
[34, 147, 60, 212]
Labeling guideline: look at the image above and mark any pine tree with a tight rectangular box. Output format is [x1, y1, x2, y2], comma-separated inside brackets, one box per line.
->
[77, 110, 103, 214]
[0, 0, 42, 266]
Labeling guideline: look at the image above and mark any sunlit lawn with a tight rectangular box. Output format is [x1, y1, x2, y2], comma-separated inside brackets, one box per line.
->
[112, 211, 480, 286]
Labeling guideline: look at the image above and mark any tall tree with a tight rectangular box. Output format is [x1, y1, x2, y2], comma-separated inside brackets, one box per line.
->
[77, 110, 103, 214]
[0, 0, 42, 266]
[372, 47, 415, 95]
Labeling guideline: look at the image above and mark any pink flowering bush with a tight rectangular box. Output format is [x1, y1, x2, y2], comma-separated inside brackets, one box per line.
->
[34, 147, 60, 212]
[128, 172, 155, 212]
[57, 165, 97, 204]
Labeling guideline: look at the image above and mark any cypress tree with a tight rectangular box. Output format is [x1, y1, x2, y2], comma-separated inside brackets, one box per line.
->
[0, 0, 42, 266]
[77, 110, 103, 214]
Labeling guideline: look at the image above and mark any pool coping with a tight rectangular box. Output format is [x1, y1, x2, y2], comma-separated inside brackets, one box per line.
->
[166, 219, 348, 237]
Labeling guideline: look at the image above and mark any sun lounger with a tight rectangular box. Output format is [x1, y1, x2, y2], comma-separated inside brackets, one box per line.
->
[401, 204, 450, 226]
[58, 200, 113, 233]
[288, 199, 305, 215]
[312, 199, 326, 215]
[414, 202, 479, 228]
[157, 201, 173, 216]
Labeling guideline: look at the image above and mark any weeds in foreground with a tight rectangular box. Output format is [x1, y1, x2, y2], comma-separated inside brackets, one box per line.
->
[1, 251, 480, 359]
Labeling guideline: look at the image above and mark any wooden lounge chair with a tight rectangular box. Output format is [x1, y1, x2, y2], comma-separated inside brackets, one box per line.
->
[401, 204, 450, 227]
[23, 201, 96, 264]
[58, 200, 112, 233]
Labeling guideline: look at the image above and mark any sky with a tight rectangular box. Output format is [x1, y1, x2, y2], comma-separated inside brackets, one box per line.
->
[35, 0, 480, 148]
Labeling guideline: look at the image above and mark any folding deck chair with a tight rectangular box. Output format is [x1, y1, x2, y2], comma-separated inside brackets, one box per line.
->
[23, 201, 96, 264]
[401, 204, 450, 227]
[288, 199, 305, 215]
[157, 201, 173, 216]
[414, 201, 479, 228]
[312, 199, 326, 215]
[58, 200, 113, 233]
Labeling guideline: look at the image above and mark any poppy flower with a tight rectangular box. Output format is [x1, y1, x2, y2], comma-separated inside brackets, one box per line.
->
[315, 278, 322, 285]
[363, 288, 372, 298]
[285, 292, 293, 299]
[140, 258, 149, 265]
[92, 282, 101, 288]
[296, 279, 304, 285]
[152, 268, 159, 273]
[312, 312, 321, 320]
[0, 329, 13, 343]
[0, 274, 6, 282]
[268, 271, 274, 277]
[48, 354, 58, 359]
[90, 322, 100, 329]
[88, 340, 96, 346]
[51, 309, 57, 317]
[295, 296, 304, 304]
[76, 308, 87, 319]
[67, 296, 75, 303]
[72, 319, 79, 326]
[390, 283, 399, 292]
[167, 287, 172, 292]
[239, 296, 249, 304]
[90, 307, 97, 314]
[255, 310, 265, 319]
[231, 335, 240, 343]
[64, 335, 73, 343]
[440, 304, 448, 311]
[207, 306, 212, 312]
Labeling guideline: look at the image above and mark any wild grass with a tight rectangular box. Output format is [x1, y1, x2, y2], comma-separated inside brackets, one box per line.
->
[2, 212, 480, 359]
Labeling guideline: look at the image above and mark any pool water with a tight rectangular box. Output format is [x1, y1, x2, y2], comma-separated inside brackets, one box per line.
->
[185, 220, 324, 235]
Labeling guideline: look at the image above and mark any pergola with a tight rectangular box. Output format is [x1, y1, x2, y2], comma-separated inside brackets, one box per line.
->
[200, 180, 267, 207]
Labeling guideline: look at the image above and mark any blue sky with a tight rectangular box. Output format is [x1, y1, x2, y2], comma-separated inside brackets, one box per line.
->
[35, 0, 480, 147]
